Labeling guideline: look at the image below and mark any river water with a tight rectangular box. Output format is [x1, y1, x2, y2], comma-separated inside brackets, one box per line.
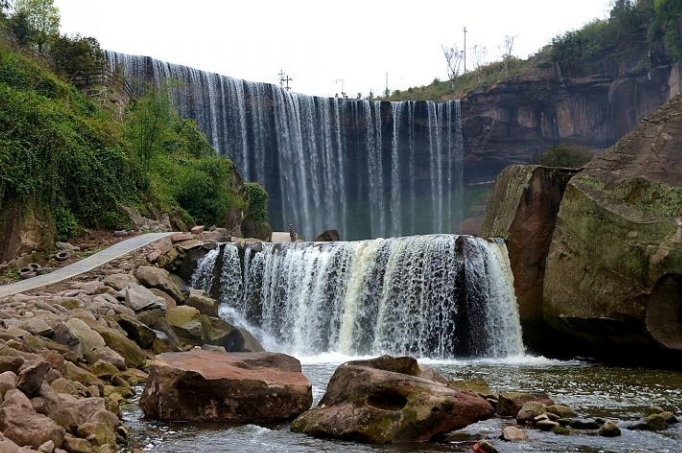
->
[122, 354, 682, 453]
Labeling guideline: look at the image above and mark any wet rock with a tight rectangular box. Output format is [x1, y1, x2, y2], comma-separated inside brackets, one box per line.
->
[447, 378, 492, 395]
[516, 401, 546, 424]
[166, 306, 203, 341]
[291, 355, 493, 443]
[568, 418, 600, 429]
[187, 289, 219, 317]
[661, 411, 679, 424]
[536, 420, 560, 431]
[141, 350, 311, 423]
[61, 434, 92, 453]
[545, 404, 576, 418]
[501, 425, 528, 441]
[636, 413, 668, 431]
[313, 229, 339, 242]
[598, 420, 621, 437]
[0, 389, 65, 449]
[474, 439, 498, 453]
[496, 392, 554, 417]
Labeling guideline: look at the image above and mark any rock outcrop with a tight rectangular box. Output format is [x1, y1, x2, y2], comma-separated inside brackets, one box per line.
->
[140, 350, 312, 423]
[461, 61, 682, 182]
[291, 356, 493, 443]
[543, 93, 682, 361]
[480, 165, 578, 351]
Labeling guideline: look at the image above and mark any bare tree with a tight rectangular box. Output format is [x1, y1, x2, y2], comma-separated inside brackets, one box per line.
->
[471, 45, 487, 83]
[441, 43, 464, 90]
[498, 35, 516, 77]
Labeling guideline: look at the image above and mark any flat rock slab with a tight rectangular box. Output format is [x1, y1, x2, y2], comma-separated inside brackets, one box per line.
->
[140, 350, 312, 423]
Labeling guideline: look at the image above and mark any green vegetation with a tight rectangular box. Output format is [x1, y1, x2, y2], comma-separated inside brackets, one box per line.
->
[0, 7, 259, 240]
[537, 144, 595, 168]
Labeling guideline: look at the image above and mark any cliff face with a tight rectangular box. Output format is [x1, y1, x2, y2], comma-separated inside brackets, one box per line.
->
[460, 62, 682, 182]
[543, 92, 682, 362]
[479, 165, 577, 353]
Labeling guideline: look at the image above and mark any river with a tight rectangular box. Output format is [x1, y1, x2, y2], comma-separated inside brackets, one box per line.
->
[122, 354, 682, 453]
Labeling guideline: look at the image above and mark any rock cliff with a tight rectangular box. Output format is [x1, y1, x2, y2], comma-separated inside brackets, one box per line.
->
[460, 62, 682, 182]
[480, 165, 577, 352]
[543, 92, 682, 362]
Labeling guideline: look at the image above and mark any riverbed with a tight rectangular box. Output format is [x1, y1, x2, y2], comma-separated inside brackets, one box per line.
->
[122, 354, 682, 453]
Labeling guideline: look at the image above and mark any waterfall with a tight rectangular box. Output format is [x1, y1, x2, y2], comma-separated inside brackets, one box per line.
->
[107, 51, 465, 240]
[192, 236, 524, 359]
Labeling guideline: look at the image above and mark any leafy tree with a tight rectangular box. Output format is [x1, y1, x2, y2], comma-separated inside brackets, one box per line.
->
[13, 0, 60, 52]
[49, 34, 105, 81]
[655, 0, 682, 59]
[8, 9, 31, 46]
[125, 87, 172, 173]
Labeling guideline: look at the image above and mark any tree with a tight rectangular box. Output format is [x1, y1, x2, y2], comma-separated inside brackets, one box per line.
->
[13, 0, 60, 52]
[471, 45, 487, 82]
[49, 34, 105, 81]
[441, 43, 464, 90]
[499, 35, 516, 76]
[0, 0, 11, 19]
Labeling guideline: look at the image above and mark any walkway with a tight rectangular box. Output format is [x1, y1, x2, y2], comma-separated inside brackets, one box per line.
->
[0, 232, 175, 300]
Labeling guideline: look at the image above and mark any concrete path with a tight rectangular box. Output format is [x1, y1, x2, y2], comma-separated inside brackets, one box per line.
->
[0, 232, 176, 300]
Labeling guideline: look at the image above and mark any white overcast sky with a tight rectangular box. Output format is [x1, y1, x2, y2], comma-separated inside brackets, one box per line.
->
[53, 0, 613, 97]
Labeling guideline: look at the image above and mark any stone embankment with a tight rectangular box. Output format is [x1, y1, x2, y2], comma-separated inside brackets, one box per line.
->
[0, 227, 297, 452]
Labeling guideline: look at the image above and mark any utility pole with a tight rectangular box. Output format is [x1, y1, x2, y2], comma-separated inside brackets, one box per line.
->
[279, 70, 293, 91]
[463, 26, 467, 74]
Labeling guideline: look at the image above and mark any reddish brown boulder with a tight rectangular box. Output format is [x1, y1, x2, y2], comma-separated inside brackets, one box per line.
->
[496, 392, 554, 417]
[0, 389, 65, 449]
[140, 350, 311, 423]
[291, 355, 494, 443]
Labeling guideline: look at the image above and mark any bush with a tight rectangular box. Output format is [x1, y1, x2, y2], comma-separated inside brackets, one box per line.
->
[537, 144, 595, 168]
[49, 34, 105, 81]
[244, 182, 269, 224]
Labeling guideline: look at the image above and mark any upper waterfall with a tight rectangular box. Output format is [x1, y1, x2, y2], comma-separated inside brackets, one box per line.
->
[107, 51, 464, 240]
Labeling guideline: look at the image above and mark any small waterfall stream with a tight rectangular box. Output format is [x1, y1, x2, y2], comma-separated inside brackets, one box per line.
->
[191, 235, 524, 359]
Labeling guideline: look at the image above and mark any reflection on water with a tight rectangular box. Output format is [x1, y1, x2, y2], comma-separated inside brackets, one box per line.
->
[123, 355, 682, 453]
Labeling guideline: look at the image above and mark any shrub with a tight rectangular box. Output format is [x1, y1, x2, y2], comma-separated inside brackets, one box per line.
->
[537, 144, 595, 168]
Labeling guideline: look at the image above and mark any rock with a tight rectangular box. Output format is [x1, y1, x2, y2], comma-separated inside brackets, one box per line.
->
[63, 319, 106, 358]
[496, 392, 554, 417]
[171, 233, 192, 243]
[134, 266, 185, 303]
[637, 413, 668, 431]
[0, 371, 18, 397]
[568, 418, 600, 429]
[37, 440, 55, 453]
[661, 411, 679, 424]
[0, 199, 55, 263]
[84, 347, 126, 371]
[166, 306, 203, 342]
[77, 282, 108, 296]
[140, 350, 312, 423]
[187, 289, 219, 317]
[50, 378, 78, 396]
[101, 273, 138, 292]
[502, 425, 528, 441]
[598, 420, 621, 437]
[115, 317, 155, 349]
[447, 378, 492, 395]
[63, 362, 99, 387]
[473, 439, 498, 453]
[536, 419, 560, 431]
[22, 318, 54, 337]
[516, 401, 546, 424]
[190, 225, 205, 235]
[0, 356, 24, 374]
[291, 355, 493, 443]
[313, 230, 339, 242]
[76, 409, 118, 447]
[479, 165, 578, 352]
[176, 240, 203, 254]
[61, 434, 92, 453]
[88, 325, 147, 369]
[543, 93, 682, 361]
[123, 283, 166, 312]
[0, 389, 65, 449]
[55, 242, 79, 251]
[17, 360, 50, 396]
[545, 404, 576, 418]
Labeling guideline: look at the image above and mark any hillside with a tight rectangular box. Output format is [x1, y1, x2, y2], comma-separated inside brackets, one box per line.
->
[0, 21, 270, 264]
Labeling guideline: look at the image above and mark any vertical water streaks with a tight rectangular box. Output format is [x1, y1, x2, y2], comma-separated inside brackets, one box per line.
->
[108, 51, 464, 240]
[194, 235, 524, 359]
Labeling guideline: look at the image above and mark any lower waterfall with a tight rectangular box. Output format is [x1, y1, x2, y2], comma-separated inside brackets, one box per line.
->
[192, 235, 523, 359]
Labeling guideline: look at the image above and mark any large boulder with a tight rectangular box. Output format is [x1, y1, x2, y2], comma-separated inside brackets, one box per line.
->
[291, 356, 494, 443]
[543, 93, 682, 361]
[134, 266, 185, 304]
[480, 165, 578, 351]
[140, 350, 312, 423]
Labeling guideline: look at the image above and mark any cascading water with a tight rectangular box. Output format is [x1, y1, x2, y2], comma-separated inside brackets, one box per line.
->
[191, 236, 524, 359]
[107, 51, 464, 240]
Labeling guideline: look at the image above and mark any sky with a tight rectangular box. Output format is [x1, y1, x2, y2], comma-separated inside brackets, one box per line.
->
[52, 0, 614, 98]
